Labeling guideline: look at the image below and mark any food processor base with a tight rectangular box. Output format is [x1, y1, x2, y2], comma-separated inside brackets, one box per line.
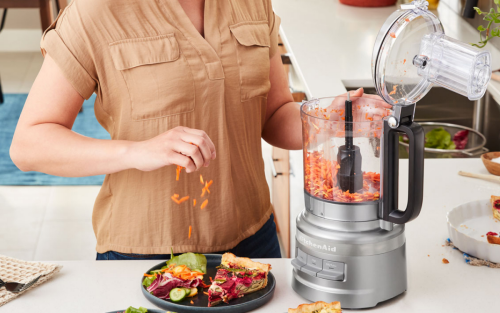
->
[291, 243, 407, 309]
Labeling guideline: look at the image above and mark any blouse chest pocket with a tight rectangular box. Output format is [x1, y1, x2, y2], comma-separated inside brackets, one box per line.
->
[229, 22, 271, 102]
[109, 34, 195, 120]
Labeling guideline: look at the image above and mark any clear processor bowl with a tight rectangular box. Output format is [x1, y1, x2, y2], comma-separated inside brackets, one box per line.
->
[301, 96, 391, 203]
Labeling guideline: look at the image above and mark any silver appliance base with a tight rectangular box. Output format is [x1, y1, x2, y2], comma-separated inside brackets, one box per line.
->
[292, 243, 407, 309]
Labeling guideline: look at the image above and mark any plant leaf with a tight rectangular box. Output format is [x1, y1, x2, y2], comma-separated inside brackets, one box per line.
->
[478, 25, 486, 31]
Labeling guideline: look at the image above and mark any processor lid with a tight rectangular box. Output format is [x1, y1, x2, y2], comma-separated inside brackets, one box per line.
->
[371, 0, 444, 106]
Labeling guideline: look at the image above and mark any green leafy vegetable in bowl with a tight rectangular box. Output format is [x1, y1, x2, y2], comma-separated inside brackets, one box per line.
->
[124, 307, 148, 313]
[424, 127, 456, 150]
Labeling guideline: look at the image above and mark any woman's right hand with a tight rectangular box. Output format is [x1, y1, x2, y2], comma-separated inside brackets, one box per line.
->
[128, 126, 216, 173]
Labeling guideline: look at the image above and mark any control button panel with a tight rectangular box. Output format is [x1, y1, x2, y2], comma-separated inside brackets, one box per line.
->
[301, 255, 323, 276]
[292, 248, 345, 281]
[317, 260, 344, 281]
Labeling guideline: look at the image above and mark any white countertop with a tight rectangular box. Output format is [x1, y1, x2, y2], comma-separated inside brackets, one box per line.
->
[4, 159, 500, 313]
[274, 0, 500, 100]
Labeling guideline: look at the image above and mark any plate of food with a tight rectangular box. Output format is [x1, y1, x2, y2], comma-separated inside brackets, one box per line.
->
[447, 196, 500, 263]
[141, 252, 275, 312]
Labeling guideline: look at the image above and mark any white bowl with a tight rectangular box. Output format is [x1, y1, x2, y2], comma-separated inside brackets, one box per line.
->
[447, 199, 500, 263]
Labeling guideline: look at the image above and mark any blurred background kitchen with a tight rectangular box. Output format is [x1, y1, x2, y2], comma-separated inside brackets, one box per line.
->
[1, 0, 500, 262]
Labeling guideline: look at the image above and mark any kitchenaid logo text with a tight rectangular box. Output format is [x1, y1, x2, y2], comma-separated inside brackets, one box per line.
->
[298, 235, 336, 252]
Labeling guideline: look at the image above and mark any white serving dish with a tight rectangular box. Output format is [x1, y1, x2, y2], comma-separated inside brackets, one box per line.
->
[447, 199, 500, 263]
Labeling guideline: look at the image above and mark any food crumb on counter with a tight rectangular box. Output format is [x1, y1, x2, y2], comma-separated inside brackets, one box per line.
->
[481, 235, 485, 237]
[428, 255, 430, 257]
[442, 258, 449, 264]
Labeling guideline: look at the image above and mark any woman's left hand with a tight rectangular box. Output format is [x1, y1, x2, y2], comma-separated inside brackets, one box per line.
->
[328, 88, 392, 122]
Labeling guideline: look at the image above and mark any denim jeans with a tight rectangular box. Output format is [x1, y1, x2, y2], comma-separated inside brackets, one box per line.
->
[96, 213, 281, 260]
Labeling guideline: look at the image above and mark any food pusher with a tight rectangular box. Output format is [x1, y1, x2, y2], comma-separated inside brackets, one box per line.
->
[291, 0, 491, 308]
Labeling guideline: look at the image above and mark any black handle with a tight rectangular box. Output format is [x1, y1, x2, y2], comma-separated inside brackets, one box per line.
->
[381, 107, 424, 224]
[462, 0, 479, 19]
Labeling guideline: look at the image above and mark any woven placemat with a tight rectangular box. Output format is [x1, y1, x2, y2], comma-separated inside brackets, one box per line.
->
[445, 238, 500, 268]
[0, 255, 62, 306]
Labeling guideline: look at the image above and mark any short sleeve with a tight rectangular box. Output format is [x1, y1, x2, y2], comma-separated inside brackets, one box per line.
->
[40, 2, 97, 100]
[268, 11, 281, 58]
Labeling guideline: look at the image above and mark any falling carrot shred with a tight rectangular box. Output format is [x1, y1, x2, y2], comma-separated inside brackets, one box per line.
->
[201, 188, 206, 197]
[176, 165, 183, 181]
[193, 199, 197, 207]
[188, 225, 192, 239]
[173, 194, 179, 199]
[200, 175, 204, 185]
[178, 196, 190, 204]
[171, 196, 181, 204]
[390, 32, 396, 38]
[200, 199, 208, 210]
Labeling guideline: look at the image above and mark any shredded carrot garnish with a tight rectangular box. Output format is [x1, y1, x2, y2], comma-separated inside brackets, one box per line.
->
[188, 225, 192, 239]
[203, 291, 209, 295]
[178, 196, 190, 204]
[176, 165, 183, 181]
[144, 273, 155, 277]
[200, 175, 204, 185]
[200, 199, 208, 210]
[193, 199, 197, 207]
[171, 196, 181, 204]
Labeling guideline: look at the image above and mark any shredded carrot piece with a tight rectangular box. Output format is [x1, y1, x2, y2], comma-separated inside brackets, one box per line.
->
[201, 188, 206, 197]
[200, 199, 208, 210]
[209, 277, 213, 283]
[190, 300, 194, 305]
[178, 196, 190, 204]
[144, 273, 155, 277]
[200, 175, 204, 185]
[389, 85, 397, 95]
[203, 291, 209, 295]
[206, 180, 213, 188]
[405, 18, 410, 22]
[173, 194, 179, 199]
[176, 165, 183, 181]
[188, 225, 192, 239]
[193, 199, 196, 207]
[171, 196, 181, 204]
[312, 122, 319, 130]
[390, 32, 396, 38]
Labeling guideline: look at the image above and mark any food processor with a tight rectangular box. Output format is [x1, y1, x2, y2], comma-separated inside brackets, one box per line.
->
[291, 0, 491, 308]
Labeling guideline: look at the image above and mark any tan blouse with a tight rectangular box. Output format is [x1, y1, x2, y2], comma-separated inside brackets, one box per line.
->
[40, 0, 281, 254]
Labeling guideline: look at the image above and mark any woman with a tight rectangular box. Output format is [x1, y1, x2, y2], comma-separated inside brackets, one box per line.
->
[10, 0, 385, 260]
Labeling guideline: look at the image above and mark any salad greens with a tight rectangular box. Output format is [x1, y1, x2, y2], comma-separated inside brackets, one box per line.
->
[142, 250, 207, 289]
[142, 275, 156, 288]
[425, 128, 456, 150]
[124, 307, 148, 313]
[164, 249, 207, 274]
[473, 2, 500, 48]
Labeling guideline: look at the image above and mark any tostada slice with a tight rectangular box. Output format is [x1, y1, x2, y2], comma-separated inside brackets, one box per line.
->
[207, 253, 271, 307]
[288, 301, 342, 313]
